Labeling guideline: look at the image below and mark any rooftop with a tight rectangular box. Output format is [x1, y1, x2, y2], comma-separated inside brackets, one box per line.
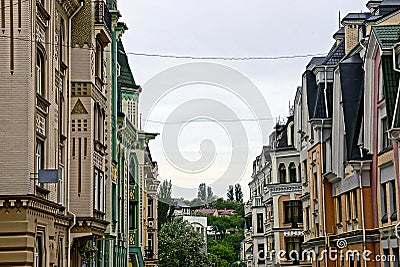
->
[372, 25, 400, 49]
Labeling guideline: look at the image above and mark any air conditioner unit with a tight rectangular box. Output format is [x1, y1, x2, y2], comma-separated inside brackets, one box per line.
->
[148, 221, 154, 228]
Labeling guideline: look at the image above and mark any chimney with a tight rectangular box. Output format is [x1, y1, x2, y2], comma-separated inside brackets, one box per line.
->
[366, 0, 382, 14]
[341, 13, 371, 54]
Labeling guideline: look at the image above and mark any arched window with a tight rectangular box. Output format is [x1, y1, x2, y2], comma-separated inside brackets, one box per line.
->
[289, 162, 297, 183]
[36, 51, 45, 96]
[279, 163, 286, 183]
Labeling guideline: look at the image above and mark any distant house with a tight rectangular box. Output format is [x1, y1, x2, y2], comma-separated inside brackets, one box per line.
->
[217, 209, 236, 216]
[183, 216, 208, 253]
[194, 208, 218, 217]
[172, 198, 191, 216]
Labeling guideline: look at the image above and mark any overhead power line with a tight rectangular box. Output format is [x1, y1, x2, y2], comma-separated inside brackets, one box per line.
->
[126, 52, 326, 61]
[145, 117, 275, 125]
[0, 35, 326, 61]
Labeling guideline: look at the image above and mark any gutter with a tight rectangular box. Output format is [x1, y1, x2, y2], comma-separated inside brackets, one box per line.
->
[67, 2, 84, 267]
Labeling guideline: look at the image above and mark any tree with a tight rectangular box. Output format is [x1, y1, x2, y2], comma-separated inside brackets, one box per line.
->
[207, 186, 213, 200]
[234, 184, 243, 203]
[227, 185, 234, 201]
[157, 179, 174, 227]
[159, 217, 212, 267]
[158, 179, 172, 202]
[198, 183, 207, 200]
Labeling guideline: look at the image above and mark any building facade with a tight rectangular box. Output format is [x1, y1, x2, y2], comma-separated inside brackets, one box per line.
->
[0, 1, 160, 266]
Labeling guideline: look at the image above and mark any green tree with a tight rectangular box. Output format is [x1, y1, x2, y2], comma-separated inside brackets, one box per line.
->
[198, 183, 207, 200]
[234, 183, 243, 203]
[158, 179, 172, 201]
[157, 179, 175, 227]
[227, 185, 234, 201]
[207, 186, 213, 200]
[159, 217, 211, 267]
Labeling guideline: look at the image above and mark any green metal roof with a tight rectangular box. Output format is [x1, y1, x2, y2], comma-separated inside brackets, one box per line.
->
[382, 55, 400, 128]
[372, 25, 400, 49]
[117, 40, 140, 89]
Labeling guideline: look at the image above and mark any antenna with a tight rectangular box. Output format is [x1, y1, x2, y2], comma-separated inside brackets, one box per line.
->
[338, 11, 341, 29]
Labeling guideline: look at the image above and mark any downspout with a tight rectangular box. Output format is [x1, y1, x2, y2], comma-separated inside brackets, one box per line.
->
[67, 2, 84, 267]
[322, 67, 329, 267]
[320, 119, 328, 267]
[359, 161, 367, 267]
[112, 24, 118, 163]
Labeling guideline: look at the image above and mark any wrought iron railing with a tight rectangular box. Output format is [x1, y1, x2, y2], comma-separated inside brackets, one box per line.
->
[94, 1, 112, 34]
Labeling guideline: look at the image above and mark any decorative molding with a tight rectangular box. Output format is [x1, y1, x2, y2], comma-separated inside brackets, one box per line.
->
[71, 98, 88, 114]
[57, 0, 81, 17]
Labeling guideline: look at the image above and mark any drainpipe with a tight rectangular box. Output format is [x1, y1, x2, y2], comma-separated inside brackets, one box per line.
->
[320, 118, 328, 267]
[67, 2, 84, 267]
[112, 25, 118, 163]
[358, 161, 367, 267]
[322, 66, 329, 267]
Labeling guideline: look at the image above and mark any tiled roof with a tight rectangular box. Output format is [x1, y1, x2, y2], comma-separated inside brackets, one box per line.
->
[324, 39, 345, 65]
[382, 55, 400, 127]
[333, 27, 345, 38]
[117, 40, 140, 89]
[372, 25, 400, 49]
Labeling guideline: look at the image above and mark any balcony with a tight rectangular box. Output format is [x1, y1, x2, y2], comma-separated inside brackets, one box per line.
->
[94, 1, 112, 35]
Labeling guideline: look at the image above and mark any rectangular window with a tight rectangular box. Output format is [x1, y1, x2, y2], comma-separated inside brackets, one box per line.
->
[84, 138, 87, 157]
[303, 160, 308, 183]
[383, 249, 390, 267]
[112, 184, 117, 222]
[313, 172, 318, 200]
[58, 165, 64, 205]
[284, 200, 303, 226]
[381, 184, 388, 223]
[256, 213, 264, 233]
[147, 233, 154, 259]
[147, 198, 153, 218]
[285, 237, 303, 260]
[305, 207, 310, 230]
[337, 196, 343, 224]
[72, 138, 75, 157]
[94, 170, 99, 210]
[99, 172, 104, 212]
[353, 190, 358, 219]
[346, 193, 352, 221]
[35, 233, 44, 267]
[129, 202, 136, 230]
[389, 180, 397, 220]
[381, 117, 390, 150]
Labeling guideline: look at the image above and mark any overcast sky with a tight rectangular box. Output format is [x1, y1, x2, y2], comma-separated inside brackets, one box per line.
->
[118, 0, 368, 200]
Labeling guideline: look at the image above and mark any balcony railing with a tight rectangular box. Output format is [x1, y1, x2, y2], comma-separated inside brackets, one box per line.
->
[94, 1, 112, 34]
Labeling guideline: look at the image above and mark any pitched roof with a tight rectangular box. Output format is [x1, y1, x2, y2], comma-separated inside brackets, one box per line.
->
[117, 40, 140, 89]
[342, 12, 371, 21]
[339, 54, 364, 160]
[306, 57, 326, 71]
[195, 209, 217, 215]
[324, 39, 345, 65]
[379, 0, 400, 6]
[372, 25, 400, 49]
[382, 55, 400, 128]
